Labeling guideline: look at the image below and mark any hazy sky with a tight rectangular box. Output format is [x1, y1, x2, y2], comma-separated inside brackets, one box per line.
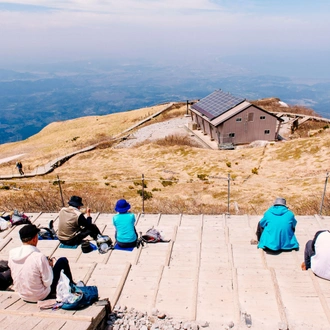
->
[1, 1, 330, 78]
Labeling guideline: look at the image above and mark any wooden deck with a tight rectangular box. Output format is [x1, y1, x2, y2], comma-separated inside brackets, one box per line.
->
[0, 213, 330, 329]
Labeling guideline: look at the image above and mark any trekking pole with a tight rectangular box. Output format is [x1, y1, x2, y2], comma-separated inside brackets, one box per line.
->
[320, 171, 329, 215]
[57, 175, 65, 207]
[227, 173, 230, 215]
[142, 174, 145, 214]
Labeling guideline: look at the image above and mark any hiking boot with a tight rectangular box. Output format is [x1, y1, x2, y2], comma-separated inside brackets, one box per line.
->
[301, 262, 306, 271]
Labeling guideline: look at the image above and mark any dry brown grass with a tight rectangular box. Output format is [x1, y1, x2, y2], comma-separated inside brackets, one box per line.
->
[1, 100, 330, 216]
[251, 98, 320, 117]
[133, 134, 201, 148]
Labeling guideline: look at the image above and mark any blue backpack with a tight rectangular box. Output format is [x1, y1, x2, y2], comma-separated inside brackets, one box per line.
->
[61, 284, 99, 310]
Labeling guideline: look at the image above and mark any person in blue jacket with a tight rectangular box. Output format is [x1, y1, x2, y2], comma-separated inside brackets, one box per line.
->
[256, 197, 299, 251]
[113, 199, 138, 248]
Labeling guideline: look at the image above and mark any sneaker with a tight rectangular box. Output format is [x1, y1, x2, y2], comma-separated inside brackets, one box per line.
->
[76, 280, 85, 287]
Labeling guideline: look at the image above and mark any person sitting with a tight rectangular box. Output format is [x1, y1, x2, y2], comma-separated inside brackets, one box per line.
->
[58, 196, 102, 246]
[8, 224, 74, 302]
[256, 197, 299, 251]
[113, 199, 138, 248]
[0, 260, 13, 290]
[302, 230, 330, 280]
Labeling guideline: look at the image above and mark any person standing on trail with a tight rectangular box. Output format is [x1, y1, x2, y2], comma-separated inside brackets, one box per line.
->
[301, 230, 330, 280]
[58, 196, 102, 246]
[16, 161, 24, 175]
[256, 197, 299, 251]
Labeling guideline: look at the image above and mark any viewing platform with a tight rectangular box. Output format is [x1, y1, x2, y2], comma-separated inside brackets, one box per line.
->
[0, 212, 329, 329]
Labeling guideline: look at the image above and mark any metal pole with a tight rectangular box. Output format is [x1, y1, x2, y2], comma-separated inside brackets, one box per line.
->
[320, 172, 329, 215]
[227, 173, 230, 215]
[57, 175, 65, 207]
[142, 174, 145, 214]
[186, 100, 189, 115]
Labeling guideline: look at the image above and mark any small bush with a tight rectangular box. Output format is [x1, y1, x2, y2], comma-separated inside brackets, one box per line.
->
[128, 185, 134, 189]
[0, 185, 10, 190]
[154, 134, 201, 147]
[53, 180, 65, 186]
[197, 174, 208, 181]
[152, 188, 161, 192]
[226, 161, 231, 168]
[133, 181, 147, 188]
[137, 189, 153, 200]
[252, 167, 258, 175]
[71, 136, 79, 142]
[161, 180, 173, 187]
[104, 182, 109, 186]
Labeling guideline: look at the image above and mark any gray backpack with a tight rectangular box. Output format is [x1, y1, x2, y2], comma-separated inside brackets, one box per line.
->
[141, 228, 170, 243]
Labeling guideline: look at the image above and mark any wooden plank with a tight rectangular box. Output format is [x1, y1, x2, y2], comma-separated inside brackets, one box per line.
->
[29, 317, 66, 330]
[236, 268, 282, 329]
[0, 291, 21, 308]
[2, 315, 43, 329]
[275, 269, 330, 328]
[158, 214, 181, 226]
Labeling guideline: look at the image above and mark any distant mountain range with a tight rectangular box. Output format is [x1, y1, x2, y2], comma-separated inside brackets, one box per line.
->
[1, 61, 330, 144]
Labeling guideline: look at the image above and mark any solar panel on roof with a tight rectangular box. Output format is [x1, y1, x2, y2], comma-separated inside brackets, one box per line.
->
[191, 90, 245, 120]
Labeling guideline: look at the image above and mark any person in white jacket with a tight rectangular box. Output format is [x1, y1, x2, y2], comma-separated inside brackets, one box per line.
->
[9, 224, 74, 302]
[302, 230, 330, 280]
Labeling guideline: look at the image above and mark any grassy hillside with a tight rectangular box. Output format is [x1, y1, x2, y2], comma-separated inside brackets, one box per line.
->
[0, 100, 329, 216]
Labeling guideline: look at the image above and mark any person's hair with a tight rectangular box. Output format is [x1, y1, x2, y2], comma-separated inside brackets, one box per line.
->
[21, 235, 37, 243]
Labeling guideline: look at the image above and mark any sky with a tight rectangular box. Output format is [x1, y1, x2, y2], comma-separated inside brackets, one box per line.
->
[1, 1, 330, 78]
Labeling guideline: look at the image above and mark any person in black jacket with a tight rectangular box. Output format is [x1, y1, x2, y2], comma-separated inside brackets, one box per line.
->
[16, 161, 24, 175]
[57, 196, 102, 246]
[0, 260, 12, 290]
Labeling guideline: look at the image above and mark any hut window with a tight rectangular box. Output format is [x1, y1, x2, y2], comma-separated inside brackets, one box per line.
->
[264, 130, 270, 134]
[248, 113, 254, 122]
[236, 118, 242, 122]
[260, 116, 266, 120]
[229, 133, 235, 137]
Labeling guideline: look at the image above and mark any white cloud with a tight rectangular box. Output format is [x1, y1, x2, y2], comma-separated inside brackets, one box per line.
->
[1, 0, 330, 71]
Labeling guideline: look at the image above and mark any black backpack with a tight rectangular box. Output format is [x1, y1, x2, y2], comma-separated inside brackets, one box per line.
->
[38, 220, 58, 240]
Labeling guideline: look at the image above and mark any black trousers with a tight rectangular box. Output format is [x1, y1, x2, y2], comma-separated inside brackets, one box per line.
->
[304, 240, 314, 270]
[50, 257, 74, 294]
[116, 228, 138, 248]
[60, 224, 101, 246]
[256, 222, 264, 241]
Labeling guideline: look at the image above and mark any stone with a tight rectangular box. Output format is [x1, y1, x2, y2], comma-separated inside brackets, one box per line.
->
[200, 321, 209, 328]
[228, 321, 234, 328]
[151, 307, 159, 316]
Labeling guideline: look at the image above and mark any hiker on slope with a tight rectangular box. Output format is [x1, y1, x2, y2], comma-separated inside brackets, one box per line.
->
[16, 161, 24, 175]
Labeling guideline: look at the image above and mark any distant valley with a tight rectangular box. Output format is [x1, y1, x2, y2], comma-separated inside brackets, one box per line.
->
[1, 60, 330, 144]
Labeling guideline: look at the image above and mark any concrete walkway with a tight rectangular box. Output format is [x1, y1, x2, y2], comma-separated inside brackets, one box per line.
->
[0, 212, 329, 329]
